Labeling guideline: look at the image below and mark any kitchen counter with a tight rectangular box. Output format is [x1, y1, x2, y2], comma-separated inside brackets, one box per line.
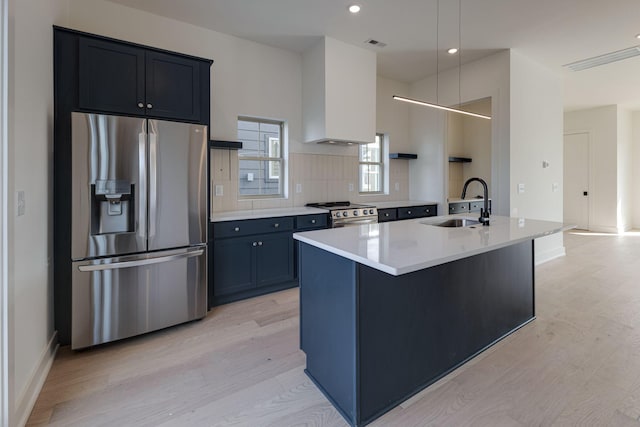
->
[370, 200, 438, 209]
[294, 214, 568, 276]
[210, 206, 327, 222]
[297, 214, 569, 426]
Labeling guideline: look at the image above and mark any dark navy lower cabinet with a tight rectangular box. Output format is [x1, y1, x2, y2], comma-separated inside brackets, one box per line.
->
[379, 204, 437, 222]
[210, 213, 328, 306]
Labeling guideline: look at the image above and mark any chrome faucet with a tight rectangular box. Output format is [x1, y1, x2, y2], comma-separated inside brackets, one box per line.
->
[461, 177, 490, 226]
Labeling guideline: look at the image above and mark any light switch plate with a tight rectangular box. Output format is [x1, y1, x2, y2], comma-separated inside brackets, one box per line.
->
[348, 183, 354, 192]
[295, 183, 302, 193]
[214, 185, 223, 196]
[395, 182, 400, 191]
[16, 190, 25, 216]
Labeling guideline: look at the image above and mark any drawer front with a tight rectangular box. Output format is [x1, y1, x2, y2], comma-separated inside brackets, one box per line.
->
[213, 217, 294, 239]
[397, 207, 422, 220]
[449, 202, 470, 214]
[296, 214, 328, 230]
[413, 204, 437, 218]
[378, 208, 397, 222]
[469, 200, 491, 213]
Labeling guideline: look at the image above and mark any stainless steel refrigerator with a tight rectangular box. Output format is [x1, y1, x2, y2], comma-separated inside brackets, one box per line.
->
[70, 112, 207, 349]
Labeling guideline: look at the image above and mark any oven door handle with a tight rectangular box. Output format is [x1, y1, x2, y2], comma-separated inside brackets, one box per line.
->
[333, 218, 378, 227]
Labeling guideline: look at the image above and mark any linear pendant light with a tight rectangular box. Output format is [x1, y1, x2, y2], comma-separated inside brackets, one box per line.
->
[393, 95, 491, 120]
[393, 0, 491, 120]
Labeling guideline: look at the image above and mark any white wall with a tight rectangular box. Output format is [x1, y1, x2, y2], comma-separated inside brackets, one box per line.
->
[8, 0, 69, 425]
[564, 106, 618, 232]
[509, 50, 564, 262]
[632, 112, 640, 228]
[617, 106, 632, 232]
[408, 50, 511, 215]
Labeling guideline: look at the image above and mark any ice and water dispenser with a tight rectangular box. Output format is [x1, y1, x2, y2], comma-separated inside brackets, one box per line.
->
[90, 179, 135, 235]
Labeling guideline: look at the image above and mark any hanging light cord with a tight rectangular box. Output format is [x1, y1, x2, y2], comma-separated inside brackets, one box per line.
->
[436, 0, 439, 105]
[458, 0, 462, 108]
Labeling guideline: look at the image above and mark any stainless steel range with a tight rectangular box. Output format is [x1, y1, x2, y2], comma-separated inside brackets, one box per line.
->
[306, 201, 378, 228]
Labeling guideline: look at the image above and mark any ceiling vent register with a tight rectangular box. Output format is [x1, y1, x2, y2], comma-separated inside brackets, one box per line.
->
[564, 46, 640, 71]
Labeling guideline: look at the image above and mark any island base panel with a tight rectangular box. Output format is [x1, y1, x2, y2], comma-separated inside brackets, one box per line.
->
[299, 240, 535, 427]
[299, 243, 358, 422]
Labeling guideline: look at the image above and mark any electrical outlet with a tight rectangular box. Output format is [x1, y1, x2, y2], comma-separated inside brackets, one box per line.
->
[214, 185, 223, 196]
[552, 183, 559, 192]
[348, 183, 354, 192]
[16, 190, 25, 216]
[296, 183, 302, 193]
[395, 182, 400, 191]
[518, 183, 525, 194]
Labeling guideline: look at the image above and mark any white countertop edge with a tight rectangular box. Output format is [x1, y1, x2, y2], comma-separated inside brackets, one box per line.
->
[294, 216, 571, 276]
[211, 206, 328, 222]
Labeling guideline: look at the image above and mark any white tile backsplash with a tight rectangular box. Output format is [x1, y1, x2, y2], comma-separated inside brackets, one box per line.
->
[210, 150, 411, 212]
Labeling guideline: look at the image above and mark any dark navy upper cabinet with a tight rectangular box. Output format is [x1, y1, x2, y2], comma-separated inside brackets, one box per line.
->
[78, 37, 145, 116]
[145, 51, 201, 121]
[75, 31, 209, 123]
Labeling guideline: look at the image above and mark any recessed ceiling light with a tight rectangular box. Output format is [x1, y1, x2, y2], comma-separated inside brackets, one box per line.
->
[348, 4, 361, 14]
[636, 34, 640, 39]
[447, 48, 458, 54]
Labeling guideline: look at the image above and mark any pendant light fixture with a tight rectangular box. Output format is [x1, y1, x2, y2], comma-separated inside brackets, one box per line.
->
[393, 0, 491, 120]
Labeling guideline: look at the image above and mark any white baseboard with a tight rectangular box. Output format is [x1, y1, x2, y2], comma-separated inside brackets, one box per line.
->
[14, 332, 58, 427]
[587, 225, 619, 234]
[535, 246, 566, 265]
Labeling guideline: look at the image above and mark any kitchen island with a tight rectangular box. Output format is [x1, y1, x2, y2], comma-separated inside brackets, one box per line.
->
[293, 215, 568, 427]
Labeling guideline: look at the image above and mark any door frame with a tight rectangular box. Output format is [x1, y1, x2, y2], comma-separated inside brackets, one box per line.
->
[0, 0, 8, 424]
[563, 131, 593, 230]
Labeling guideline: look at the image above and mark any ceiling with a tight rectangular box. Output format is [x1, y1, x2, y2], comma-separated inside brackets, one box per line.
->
[107, 0, 640, 111]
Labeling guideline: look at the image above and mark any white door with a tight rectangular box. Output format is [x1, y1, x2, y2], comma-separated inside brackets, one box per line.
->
[564, 133, 590, 230]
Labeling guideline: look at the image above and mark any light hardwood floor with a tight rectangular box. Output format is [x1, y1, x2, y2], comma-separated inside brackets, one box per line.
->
[27, 231, 640, 426]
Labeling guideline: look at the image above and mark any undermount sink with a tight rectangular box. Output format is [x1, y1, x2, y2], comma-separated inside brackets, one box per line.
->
[431, 218, 480, 228]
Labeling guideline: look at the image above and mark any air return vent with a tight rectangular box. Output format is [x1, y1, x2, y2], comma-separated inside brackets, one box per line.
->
[365, 39, 387, 48]
[564, 46, 640, 71]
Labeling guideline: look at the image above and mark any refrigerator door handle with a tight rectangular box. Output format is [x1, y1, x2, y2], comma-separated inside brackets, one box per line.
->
[148, 121, 158, 240]
[77, 248, 204, 272]
[138, 129, 147, 240]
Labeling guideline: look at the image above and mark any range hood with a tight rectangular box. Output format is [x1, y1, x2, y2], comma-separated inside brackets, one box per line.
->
[302, 37, 377, 145]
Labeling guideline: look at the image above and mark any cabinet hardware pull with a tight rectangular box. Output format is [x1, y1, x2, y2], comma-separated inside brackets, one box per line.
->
[311, 219, 316, 224]
[258, 241, 263, 246]
[234, 227, 240, 232]
[137, 102, 144, 108]
[385, 213, 389, 217]
[252, 242, 257, 247]
[147, 103, 153, 109]
[274, 223, 279, 228]
[407, 210, 412, 214]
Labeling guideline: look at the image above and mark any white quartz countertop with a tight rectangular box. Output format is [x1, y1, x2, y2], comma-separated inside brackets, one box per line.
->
[371, 200, 439, 209]
[211, 206, 328, 222]
[294, 215, 570, 276]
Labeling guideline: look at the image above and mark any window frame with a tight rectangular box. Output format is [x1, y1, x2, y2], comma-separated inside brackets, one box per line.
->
[237, 116, 285, 199]
[358, 133, 385, 194]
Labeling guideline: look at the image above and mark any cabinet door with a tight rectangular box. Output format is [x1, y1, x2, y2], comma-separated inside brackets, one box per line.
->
[78, 37, 145, 115]
[255, 232, 294, 287]
[145, 51, 201, 122]
[212, 236, 255, 296]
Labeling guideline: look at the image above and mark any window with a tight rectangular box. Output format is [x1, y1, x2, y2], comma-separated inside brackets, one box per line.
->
[359, 133, 384, 193]
[237, 117, 284, 198]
